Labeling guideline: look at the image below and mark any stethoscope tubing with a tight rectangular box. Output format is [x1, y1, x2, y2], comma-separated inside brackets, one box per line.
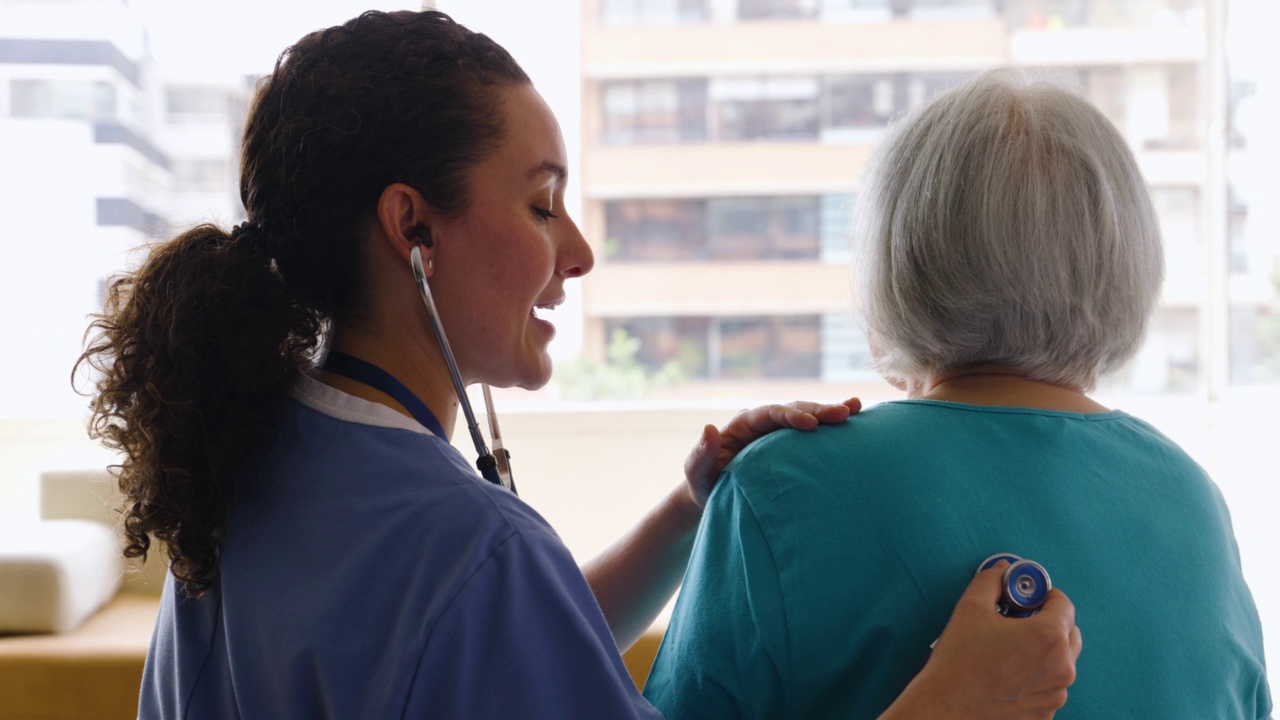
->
[410, 245, 514, 492]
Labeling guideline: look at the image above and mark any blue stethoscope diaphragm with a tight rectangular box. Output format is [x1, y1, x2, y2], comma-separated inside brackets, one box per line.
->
[977, 553, 1052, 618]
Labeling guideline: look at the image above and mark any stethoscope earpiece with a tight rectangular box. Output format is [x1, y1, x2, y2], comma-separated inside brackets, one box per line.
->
[412, 225, 434, 249]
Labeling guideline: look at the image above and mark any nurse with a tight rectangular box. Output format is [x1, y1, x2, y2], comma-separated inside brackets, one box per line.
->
[77, 10, 1079, 718]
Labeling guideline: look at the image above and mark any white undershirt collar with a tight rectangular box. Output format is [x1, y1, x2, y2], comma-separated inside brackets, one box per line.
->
[290, 373, 434, 437]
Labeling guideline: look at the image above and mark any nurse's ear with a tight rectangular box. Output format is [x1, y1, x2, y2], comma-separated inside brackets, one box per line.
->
[375, 183, 436, 275]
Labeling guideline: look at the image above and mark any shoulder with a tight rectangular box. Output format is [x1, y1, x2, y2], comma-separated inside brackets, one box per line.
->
[719, 401, 918, 493]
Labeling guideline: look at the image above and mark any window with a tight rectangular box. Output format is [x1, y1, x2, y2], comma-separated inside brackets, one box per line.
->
[172, 159, 230, 193]
[1005, 0, 1091, 29]
[908, 0, 996, 20]
[819, 0, 892, 22]
[607, 315, 822, 378]
[1081, 66, 1128, 132]
[712, 77, 820, 141]
[605, 195, 824, 261]
[165, 86, 229, 123]
[706, 196, 820, 259]
[607, 317, 712, 377]
[10, 79, 116, 122]
[823, 76, 896, 133]
[601, 0, 709, 25]
[739, 0, 819, 20]
[603, 79, 707, 144]
[1161, 64, 1200, 150]
[719, 316, 821, 378]
[904, 72, 973, 109]
[1005, 0, 1203, 30]
[606, 199, 707, 260]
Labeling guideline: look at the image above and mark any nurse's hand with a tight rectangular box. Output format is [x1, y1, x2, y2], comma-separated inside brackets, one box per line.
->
[885, 562, 1082, 719]
[682, 397, 861, 508]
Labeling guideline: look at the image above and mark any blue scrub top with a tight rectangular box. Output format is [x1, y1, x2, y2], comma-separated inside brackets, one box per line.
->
[139, 375, 660, 719]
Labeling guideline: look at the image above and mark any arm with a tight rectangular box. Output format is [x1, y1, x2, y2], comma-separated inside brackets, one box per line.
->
[582, 399, 861, 650]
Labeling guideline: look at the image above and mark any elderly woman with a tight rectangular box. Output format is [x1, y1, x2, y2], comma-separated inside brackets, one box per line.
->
[642, 70, 1271, 719]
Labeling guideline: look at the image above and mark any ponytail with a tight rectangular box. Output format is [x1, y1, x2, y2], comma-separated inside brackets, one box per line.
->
[76, 224, 323, 596]
[76, 9, 529, 597]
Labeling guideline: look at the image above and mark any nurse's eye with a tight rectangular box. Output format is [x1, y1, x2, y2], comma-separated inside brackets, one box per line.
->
[531, 206, 558, 222]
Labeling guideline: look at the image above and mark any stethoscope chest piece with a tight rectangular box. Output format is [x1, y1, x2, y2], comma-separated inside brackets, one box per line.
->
[976, 553, 1052, 618]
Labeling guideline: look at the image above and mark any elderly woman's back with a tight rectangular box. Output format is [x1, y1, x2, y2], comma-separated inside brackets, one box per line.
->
[641, 71, 1272, 719]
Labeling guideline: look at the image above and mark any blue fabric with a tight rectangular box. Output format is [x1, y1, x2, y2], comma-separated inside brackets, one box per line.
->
[138, 381, 659, 719]
[644, 400, 1272, 719]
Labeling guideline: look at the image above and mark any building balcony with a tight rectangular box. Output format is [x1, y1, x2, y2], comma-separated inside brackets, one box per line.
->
[583, 261, 853, 317]
[582, 140, 1204, 198]
[582, 18, 1008, 78]
[1009, 27, 1204, 67]
[582, 141, 874, 198]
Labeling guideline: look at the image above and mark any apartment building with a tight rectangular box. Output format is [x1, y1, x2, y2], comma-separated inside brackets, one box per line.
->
[578, 0, 1212, 399]
[0, 0, 250, 419]
[0, 0, 170, 418]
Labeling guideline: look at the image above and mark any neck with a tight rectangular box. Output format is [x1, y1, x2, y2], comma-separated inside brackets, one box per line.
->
[912, 368, 1109, 414]
[320, 323, 461, 437]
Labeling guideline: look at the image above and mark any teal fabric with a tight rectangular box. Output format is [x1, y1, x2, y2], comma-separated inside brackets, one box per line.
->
[644, 400, 1271, 719]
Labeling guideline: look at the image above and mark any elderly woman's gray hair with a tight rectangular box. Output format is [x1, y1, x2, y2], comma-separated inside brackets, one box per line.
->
[852, 69, 1164, 391]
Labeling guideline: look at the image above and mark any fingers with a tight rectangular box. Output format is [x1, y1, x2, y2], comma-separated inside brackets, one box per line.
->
[720, 406, 814, 452]
[722, 399, 862, 448]
[682, 424, 722, 508]
[963, 560, 1011, 606]
[1036, 589, 1082, 665]
[682, 423, 719, 480]
[1035, 589, 1077, 632]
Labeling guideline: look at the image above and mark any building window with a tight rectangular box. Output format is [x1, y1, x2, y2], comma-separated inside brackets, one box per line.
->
[907, 0, 996, 19]
[739, 0, 819, 20]
[605, 195, 824, 261]
[10, 79, 116, 122]
[904, 72, 973, 109]
[1004, 0, 1091, 29]
[719, 316, 822, 378]
[602, 79, 707, 144]
[819, 0, 893, 22]
[608, 314, 822, 379]
[712, 77, 819, 141]
[165, 87, 229, 123]
[600, 0, 709, 24]
[821, 312, 879, 382]
[706, 196, 820, 259]
[608, 317, 712, 378]
[606, 199, 707, 260]
[172, 159, 230, 193]
[1161, 64, 1199, 150]
[823, 76, 896, 132]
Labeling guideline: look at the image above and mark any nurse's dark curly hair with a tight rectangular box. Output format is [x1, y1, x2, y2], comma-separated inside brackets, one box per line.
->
[74, 11, 529, 597]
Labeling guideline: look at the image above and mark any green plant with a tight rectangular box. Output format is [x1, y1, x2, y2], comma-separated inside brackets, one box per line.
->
[551, 328, 685, 400]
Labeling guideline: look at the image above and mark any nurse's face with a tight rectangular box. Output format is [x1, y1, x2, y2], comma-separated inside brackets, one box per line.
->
[427, 84, 593, 390]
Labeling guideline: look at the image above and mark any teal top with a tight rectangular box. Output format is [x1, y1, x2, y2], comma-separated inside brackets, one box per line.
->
[644, 400, 1271, 719]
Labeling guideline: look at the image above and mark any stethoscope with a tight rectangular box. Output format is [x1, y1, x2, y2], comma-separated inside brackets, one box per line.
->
[926, 553, 1051, 655]
[321, 238, 515, 494]
[976, 553, 1052, 617]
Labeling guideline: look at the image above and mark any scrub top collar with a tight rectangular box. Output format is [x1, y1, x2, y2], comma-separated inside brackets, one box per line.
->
[291, 373, 438, 439]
